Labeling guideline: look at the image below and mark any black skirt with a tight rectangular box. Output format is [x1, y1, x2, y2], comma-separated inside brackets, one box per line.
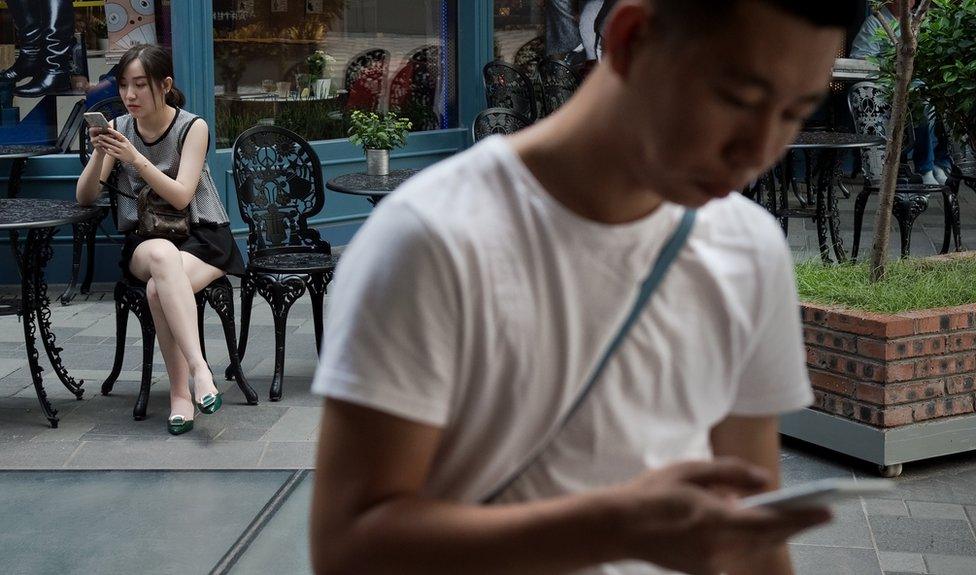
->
[121, 223, 245, 280]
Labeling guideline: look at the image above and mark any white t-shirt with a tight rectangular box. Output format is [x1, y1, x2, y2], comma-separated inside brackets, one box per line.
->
[312, 136, 812, 575]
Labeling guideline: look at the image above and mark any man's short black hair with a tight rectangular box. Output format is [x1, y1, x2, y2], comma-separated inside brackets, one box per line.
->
[656, 0, 868, 35]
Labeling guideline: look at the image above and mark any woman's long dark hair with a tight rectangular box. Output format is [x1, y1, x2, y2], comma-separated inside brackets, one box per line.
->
[115, 44, 186, 109]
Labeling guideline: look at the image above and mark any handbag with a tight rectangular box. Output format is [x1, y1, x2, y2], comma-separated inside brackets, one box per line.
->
[135, 184, 190, 240]
[480, 209, 697, 504]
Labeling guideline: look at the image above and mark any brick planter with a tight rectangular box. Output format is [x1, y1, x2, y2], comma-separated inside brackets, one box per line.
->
[780, 301, 976, 476]
[803, 302, 976, 428]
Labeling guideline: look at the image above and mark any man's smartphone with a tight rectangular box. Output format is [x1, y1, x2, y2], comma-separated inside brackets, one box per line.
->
[84, 112, 111, 130]
[739, 478, 895, 510]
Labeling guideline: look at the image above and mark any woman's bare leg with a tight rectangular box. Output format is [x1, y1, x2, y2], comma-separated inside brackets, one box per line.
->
[145, 278, 193, 420]
[129, 240, 224, 410]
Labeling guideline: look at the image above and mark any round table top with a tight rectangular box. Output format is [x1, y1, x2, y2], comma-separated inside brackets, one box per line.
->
[0, 199, 103, 231]
[790, 131, 885, 149]
[0, 143, 60, 159]
[326, 169, 420, 198]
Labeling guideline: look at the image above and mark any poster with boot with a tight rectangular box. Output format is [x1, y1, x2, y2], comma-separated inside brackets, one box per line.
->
[1, 0, 76, 97]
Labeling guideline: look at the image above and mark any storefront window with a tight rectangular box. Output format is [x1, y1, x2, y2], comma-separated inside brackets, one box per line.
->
[493, 1, 604, 66]
[0, 1, 171, 148]
[213, 0, 458, 148]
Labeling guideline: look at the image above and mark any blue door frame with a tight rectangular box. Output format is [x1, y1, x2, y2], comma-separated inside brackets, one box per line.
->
[0, 0, 494, 285]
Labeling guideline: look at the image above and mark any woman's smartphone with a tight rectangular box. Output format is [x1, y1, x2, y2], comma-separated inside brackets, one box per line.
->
[84, 112, 110, 130]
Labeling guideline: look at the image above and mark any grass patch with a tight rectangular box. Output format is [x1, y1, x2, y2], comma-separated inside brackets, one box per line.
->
[795, 257, 976, 314]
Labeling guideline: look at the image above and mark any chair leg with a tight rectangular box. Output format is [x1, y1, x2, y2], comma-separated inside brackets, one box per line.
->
[80, 214, 99, 295]
[942, 178, 963, 253]
[257, 274, 306, 402]
[226, 271, 255, 381]
[101, 282, 129, 396]
[851, 189, 872, 263]
[205, 278, 259, 406]
[131, 293, 156, 421]
[308, 272, 327, 355]
[195, 292, 207, 363]
[893, 194, 929, 259]
[58, 221, 86, 305]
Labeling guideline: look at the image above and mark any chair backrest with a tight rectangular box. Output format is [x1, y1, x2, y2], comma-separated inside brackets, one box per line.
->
[513, 36, 545, 78]
[78, 96, 127, 166]
[472, 108, 530, 142]
[538, 58, 580, 116]
[389, 54, 440, 131]
[848, 82, 892, 183]
[343, 48, 391, 113]
[483, 61, 537, 122]
[232, 125, 329, 257]
[403, 44, 440, 68]
[56, 99, 87, 154]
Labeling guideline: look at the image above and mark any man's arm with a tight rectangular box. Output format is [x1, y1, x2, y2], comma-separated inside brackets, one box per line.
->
[310, 399, 829, 575]
[711, 415, 796, 575]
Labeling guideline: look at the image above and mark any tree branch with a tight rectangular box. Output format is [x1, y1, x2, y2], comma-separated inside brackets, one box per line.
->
[873, 6, 899, 45]
[913, 0, 933, 31]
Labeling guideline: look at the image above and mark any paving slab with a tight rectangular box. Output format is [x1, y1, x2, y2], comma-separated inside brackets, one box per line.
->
[907, 501, 970, 521]
[866, 498, 911, 517]
[789, 544, 883, 575]
[869, 516, 976, 556]
[0, 471, 290, 575]
[924, 553, 976, 575]
[231, 472, 314, 575]
[878, 551, 926, 573]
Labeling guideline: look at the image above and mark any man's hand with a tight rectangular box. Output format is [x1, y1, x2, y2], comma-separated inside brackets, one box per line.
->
[605, 458, 831, 575]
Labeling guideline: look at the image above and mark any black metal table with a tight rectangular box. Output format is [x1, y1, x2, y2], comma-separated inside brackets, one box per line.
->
[749, 132, 885, 263]
[326, 169, 419, 206]
[0, 144, 61, 199]
[0, 199, 102, 427]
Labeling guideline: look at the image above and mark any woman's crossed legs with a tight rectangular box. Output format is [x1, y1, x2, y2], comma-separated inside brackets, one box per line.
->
[129, 238, 224, 422]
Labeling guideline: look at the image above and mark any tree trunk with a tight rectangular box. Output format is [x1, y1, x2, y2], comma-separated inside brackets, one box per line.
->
[869, 9, 922, 282]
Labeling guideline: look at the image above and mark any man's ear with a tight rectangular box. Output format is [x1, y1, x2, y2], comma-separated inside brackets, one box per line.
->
[602, 0, 655, 80]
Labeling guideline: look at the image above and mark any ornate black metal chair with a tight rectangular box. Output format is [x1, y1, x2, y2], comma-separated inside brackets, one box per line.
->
[96, 129, 259, 421]
[472, 108, 530, 142]
[513, 36, 545, 113]
[229, 125, 338, 401]
[389, 45, 441, 131]
[343, 48, 390, 113]
[483, 61, 537, 123]
[60, 96, 128, 305]
[848, 82, 948, 260]
[940, 138, 975, 252]
[538, 58, 580, 116]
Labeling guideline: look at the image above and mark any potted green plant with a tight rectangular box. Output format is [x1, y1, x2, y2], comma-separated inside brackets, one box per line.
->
[90, 16, 108, 52]
[306, 50, 337, 99]
[348, 110, 412, 176]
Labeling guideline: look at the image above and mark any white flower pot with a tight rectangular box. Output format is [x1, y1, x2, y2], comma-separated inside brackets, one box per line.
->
[313, 78, 331, 99]
[366, 149, 389, 176]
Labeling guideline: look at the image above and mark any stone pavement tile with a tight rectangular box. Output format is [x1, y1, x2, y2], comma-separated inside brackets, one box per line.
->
[907, 501, 970, 521]
[0, 377, 31, 398]
[0, 357, 26, 379]
[258, 442, 316, 469]
[232, 472, 314, 575]
[0, 326, 29, 343]
[874, 455, 976, 506]
[924, 554, 976, 574]
[789, 544, 882, 575]
[870, 516, 976, 556]
[50, 312, 103, 328]
[865, 498, 911, 517]
[0, 441, 79, 467]
[262, 406, 321, 442]
[967, 506, 976, 529]
[66, 439, 266, 469]
[878, 551, 926, 573]
[780, 446, 874, 548]
[0, 470, 290, 575]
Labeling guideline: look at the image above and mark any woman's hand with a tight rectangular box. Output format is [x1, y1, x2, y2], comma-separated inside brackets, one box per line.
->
[99, 127, 144, 166]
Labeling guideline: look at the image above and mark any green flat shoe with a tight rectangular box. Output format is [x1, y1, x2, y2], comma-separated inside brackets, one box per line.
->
[196, 392, 223, 415]
[167, 415, 194, 435]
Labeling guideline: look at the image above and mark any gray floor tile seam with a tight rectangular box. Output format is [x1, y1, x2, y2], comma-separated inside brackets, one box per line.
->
[60, 441, 86, 468]
[256, 440, 271, 467]
[861, 495, 887, 570]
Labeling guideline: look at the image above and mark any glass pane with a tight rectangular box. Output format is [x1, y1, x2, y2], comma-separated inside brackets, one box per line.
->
[0, 1, 171, 149]
[493, 1, 603, 64]
[213, 0, 458, 149]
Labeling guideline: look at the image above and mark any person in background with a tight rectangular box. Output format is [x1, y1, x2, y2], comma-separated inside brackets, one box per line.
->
[310, 1, 865, 574]
[850, 0, 951, 185]
[75, 45, 242, 436]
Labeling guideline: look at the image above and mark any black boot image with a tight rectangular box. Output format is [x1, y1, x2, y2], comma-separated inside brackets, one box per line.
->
[0, 0, 45, 83]
[14, 0, 75, 97]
